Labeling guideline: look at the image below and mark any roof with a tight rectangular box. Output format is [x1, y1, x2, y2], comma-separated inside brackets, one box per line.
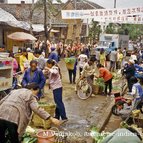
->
[0, 8, 29, 30]
[32, 24, 60, 33]
[0, 0, 103, 25]
[62, 0, 103, 10]
[0, 7, 64, 32]
[0, 3, 67, 26]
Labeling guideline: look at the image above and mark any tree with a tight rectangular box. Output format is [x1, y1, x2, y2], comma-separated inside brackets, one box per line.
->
[35, 0, 62, 40]
[31, 0, 62, 56]
[30, 0, 62, 40]
[104, 23, 143, 41]
[105, 23, 117, 34]
[89, 20, 102, 43]
[29, 0, 35, 35]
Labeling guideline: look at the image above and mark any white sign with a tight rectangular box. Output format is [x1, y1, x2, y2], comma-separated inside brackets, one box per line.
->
[94, 16, 143, 24]
[62, 6, 143, 19]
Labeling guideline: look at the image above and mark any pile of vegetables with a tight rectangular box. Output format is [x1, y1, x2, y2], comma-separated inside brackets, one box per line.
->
[22, 133, 37, 143]
[120, 121, 143, 137]
[64, 58, 76, 64]
[112, 86, 121, 91]
[90, 127, 110, 143]
[22, 126, 37, 143]
[112, 70, 122, 81]
[93, 78, 105, 93]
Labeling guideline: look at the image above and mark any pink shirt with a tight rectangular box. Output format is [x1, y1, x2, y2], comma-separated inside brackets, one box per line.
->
[13, 58, 18, 75]
[48, 66, 62, 90]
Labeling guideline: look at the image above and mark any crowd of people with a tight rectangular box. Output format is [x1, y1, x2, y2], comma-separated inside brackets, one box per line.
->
[6, 40, 143, 103]
[0, 39, 143, 142]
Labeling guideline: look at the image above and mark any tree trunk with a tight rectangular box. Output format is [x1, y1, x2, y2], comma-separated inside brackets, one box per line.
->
[44, 0, 48, 40]
[29, 0, 34, 35]
[43, 0, 49, 57]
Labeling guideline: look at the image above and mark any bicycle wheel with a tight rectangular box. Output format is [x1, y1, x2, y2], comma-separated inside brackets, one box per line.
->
[0, 91, 7, 100]
[77, 84, 92, 100]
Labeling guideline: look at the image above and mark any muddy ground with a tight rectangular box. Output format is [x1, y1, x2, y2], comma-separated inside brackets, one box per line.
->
[42, 60, 121, 142]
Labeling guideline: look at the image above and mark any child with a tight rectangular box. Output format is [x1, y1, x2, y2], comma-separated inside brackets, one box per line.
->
[43, 59, 68, 121]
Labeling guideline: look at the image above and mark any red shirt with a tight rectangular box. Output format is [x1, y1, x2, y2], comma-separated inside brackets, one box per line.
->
[99, 67, 113, 82]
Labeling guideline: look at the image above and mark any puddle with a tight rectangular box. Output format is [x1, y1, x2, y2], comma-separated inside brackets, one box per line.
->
[60, 119, 90, 131]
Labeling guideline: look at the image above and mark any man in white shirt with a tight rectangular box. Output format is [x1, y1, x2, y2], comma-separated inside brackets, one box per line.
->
[34, 50, 45, 70]
[130, 52, 137, 62]
[78, 51, 88, 75]
[95, 49, 100, 63]
[109, 48, 117, 72]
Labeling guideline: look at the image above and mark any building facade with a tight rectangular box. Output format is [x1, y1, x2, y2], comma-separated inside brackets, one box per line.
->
[0, 0, 7, 3]
[0, 0, 103, 49]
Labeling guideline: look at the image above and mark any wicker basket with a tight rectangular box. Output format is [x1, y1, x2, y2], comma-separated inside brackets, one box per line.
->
[32, 102, 56, 129]
[92, 85, 99, 95]
[98, 86, 104, 94]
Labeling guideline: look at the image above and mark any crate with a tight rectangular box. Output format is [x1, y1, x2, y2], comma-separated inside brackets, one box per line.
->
[32, 103, 56, 129]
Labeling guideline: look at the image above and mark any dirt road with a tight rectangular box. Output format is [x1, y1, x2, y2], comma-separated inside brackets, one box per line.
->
[43, 60, 119, 142]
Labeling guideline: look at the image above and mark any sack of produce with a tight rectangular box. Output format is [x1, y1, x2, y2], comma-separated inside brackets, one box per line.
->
[90, 127, 110, 143]
[64, 58, 76, 70]
[64, 58, 76, 64]
[31, 102, 56, 129]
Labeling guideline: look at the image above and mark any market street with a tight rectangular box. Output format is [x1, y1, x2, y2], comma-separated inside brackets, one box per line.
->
[42, 60, 120, 142]
[0, 0, 143, 143]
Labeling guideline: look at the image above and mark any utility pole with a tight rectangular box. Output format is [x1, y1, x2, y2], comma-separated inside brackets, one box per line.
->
[73, 0, 76, 42]
[43, 0, 49, 57]
[74, 0, 76, 10]
[44, 0, 48, 40]
[114, 0, 116, 8]
[29, 0, 34, 35]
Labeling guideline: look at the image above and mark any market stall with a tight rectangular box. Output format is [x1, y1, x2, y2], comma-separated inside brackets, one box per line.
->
[0, 53, 13, 98]
[7, 32, 37, 64]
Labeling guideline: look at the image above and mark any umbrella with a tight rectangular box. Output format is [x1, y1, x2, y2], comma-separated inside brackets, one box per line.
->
[7, 32, 37, 42]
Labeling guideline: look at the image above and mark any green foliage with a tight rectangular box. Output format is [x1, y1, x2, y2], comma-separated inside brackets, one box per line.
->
[89, 20, 102, 41]
[105, 23, 117, 34]
[122, 24, 143, 40]
[22, 133, 37, 143]
[95, 78, 105, 91]
[91, 127, 110, 143]
[105, 23, 143, 41]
